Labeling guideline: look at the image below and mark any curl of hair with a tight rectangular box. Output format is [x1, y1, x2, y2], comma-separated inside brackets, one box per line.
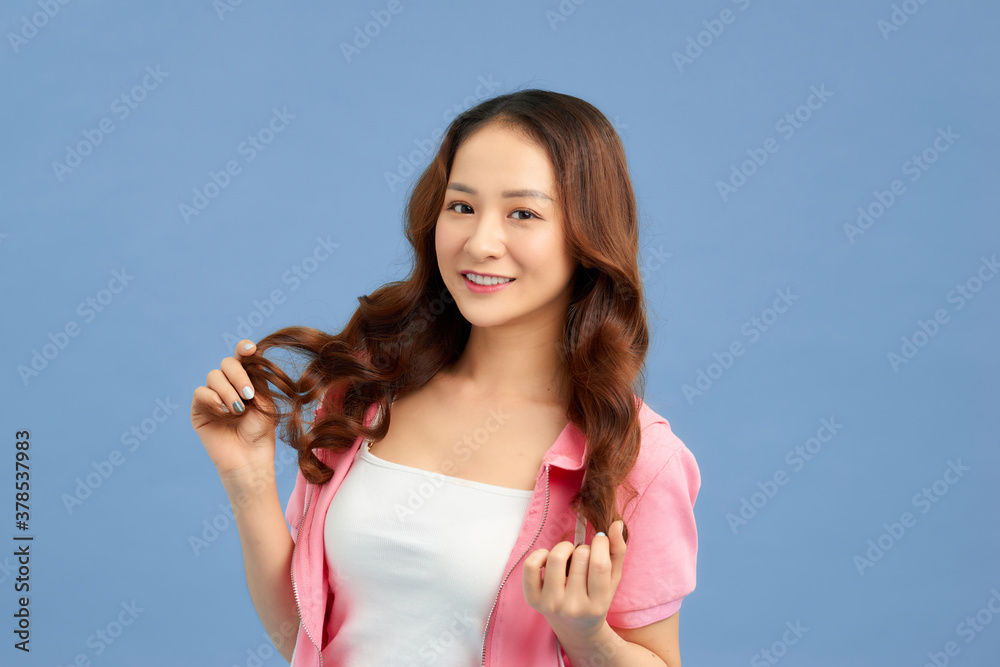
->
[193, 88, 649, 542]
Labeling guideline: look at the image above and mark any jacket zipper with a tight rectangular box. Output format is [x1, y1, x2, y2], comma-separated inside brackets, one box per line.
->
[290, 482, 323, 666]
[480, 463, 551, 666]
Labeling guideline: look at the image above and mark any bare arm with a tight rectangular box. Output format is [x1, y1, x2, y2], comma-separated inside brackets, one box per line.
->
[220, 464, 300, 663]
[191, 339, 303, 662]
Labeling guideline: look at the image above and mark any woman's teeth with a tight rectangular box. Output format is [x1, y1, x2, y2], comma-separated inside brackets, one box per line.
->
[465, 273, 513, 286]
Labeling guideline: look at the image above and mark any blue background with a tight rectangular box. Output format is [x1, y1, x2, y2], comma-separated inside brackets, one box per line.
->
[2, 1, 998, 665]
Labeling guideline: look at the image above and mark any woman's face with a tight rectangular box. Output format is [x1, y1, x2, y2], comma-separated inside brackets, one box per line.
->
[435, 122, 579, 332]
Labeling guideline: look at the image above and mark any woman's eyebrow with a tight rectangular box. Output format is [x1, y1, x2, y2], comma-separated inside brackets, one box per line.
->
[446, 182, 554, 202]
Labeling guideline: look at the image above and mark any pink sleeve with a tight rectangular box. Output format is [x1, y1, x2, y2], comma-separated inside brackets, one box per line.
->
[605, 430, 701, 629]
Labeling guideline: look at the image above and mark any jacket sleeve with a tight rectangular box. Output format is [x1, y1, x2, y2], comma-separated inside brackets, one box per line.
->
[605, 424, 701, 629]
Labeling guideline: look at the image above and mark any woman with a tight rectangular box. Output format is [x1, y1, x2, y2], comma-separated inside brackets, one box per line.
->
[190, 88, 700, 666]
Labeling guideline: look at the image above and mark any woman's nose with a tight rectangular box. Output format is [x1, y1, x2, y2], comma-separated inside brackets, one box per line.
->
[464, 213, 506, 259]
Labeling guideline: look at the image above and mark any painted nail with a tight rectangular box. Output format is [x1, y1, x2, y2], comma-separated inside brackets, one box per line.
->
[595, 532, 607, 538]
[219, 402, 230, 414]
[242, 385, 254, 400]
[243, 342, 254, 350]
[232, 400, 244, 414]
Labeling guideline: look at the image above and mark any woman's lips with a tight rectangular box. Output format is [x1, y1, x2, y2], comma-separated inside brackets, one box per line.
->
[462, 273, 515, 293]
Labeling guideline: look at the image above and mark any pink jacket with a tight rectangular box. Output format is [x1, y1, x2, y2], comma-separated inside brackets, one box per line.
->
[284, 395, 701, 666]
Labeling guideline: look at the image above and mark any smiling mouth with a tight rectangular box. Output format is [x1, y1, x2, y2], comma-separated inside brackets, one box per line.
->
[462, 272, 514, 286]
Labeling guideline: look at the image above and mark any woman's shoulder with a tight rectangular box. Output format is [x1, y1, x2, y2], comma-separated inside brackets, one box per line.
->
[607, 399, 701, 627]
[628, 398, 700, 492]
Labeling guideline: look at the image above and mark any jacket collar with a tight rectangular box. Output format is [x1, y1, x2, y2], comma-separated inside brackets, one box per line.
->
[541, 398, 658, 472]
[541, 419, 587, 472]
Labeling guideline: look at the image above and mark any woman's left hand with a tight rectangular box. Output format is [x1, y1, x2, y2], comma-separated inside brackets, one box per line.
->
[522, 519, 626, 640]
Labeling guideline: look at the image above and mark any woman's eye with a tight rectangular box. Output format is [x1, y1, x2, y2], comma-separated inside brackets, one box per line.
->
[446, 203, 537, 220]
[447, 202, 473, 214]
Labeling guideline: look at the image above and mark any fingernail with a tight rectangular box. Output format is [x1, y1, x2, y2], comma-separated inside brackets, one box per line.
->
[233, 400, 244, 414]
[219, 402, 230, 414]
[243, 342, 254, 350]
[595, 531, 606, 538]
[242, 385, 254, 399]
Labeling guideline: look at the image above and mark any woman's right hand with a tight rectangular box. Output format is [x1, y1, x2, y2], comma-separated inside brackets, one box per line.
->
[191, 339, 278, 479]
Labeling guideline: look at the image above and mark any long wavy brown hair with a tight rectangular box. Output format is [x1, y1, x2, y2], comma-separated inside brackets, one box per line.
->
[195, 88, 649, 540]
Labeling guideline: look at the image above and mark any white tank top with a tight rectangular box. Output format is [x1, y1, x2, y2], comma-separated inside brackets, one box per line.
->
[321, 417, 534, 665]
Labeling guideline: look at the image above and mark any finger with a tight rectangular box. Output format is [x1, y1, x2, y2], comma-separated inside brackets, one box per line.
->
[541, 541, 575, 595]
[609, 520, 627, 589]
[193, 386, 231, 414]
[522, 548, 549, 605]
[587, 532, 613, 602]
[206, 368, 246, 414]
[221, 356, 256, 403]
[567, 544, 591, 598]
[235, 339, 256, 357]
